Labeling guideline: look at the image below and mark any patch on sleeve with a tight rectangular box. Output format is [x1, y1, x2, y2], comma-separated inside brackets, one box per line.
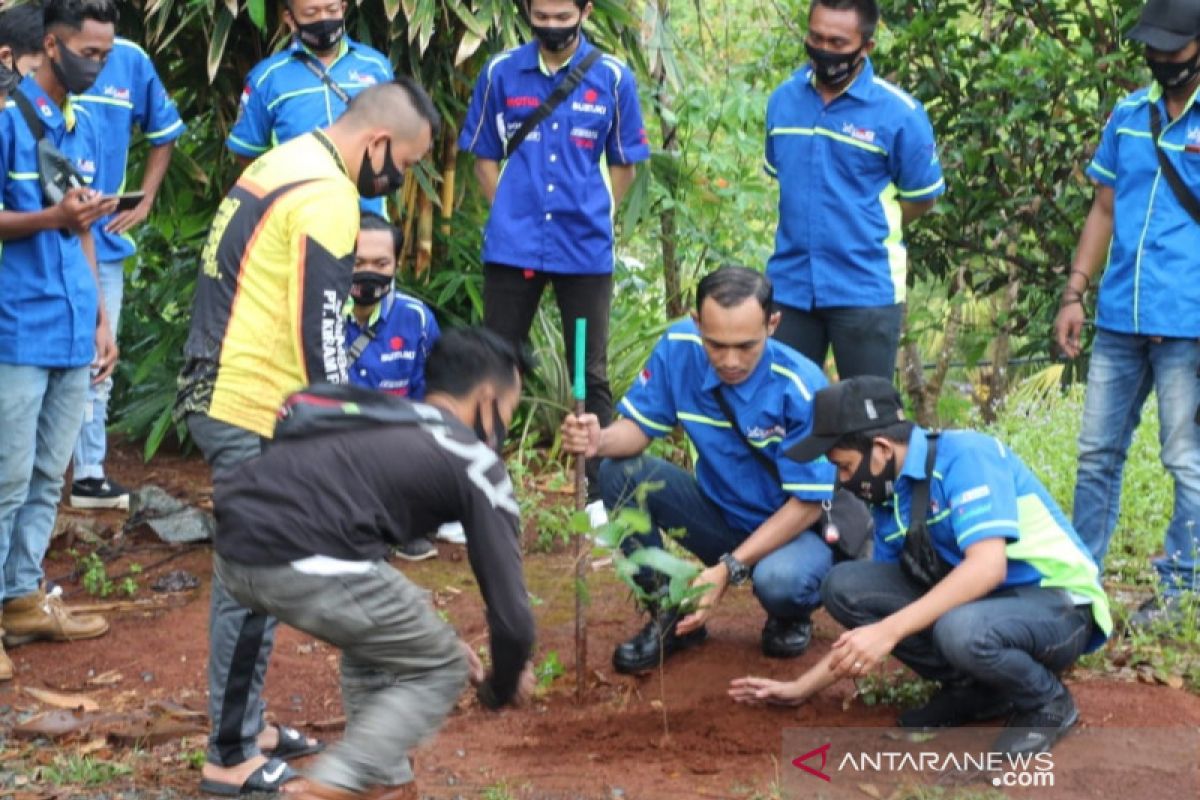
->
[954, 485, 991, 506]
[637, 367, 651, 386]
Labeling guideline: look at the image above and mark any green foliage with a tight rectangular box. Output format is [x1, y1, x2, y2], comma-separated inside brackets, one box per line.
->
[854, 668, 938, 709]
[533, 650, 566, 690]
[40, 754, 132, 787]
[481, 782, 518, 800]
[73, 551, 142, 599]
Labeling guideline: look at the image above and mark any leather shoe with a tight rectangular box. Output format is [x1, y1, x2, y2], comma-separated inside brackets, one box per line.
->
[612, 607, 707, 674]
[2, 587, 108, 646]
[761, 615, 812, 658]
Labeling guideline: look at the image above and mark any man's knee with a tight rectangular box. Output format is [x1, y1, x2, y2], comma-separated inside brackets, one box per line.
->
[598, 456, 648, 510]
[820, 561, 862, 626]
[931, 606, 992, 669]
[753, 549, 829, 617]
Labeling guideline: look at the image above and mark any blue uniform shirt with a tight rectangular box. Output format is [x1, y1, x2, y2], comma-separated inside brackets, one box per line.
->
[873, 427, 1113, 651]
[617, 318, 836, 533]
[1087, 83, 1200, 337]
[0, 77, 104, 367]
[227, 37, 394, 215]
[77, 38, 186, 264]
[764, 59, 944, 310]
[344, 289, 440, 399]
[458, 36, 651, 275]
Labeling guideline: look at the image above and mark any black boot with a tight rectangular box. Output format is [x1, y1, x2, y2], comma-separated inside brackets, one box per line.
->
[612, 604, 707, 674]
[761, 614, 813, 658]
[898, 681, 1014, 729]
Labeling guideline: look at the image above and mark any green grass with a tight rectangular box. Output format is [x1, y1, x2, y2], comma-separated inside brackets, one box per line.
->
[40, 754, 132, 787]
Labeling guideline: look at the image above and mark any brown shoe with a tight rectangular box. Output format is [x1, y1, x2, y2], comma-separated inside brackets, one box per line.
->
[0, 619, 12, 681]
[2, 589, 109, 646]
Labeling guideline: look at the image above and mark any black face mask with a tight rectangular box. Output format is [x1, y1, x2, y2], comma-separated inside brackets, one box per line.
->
[52, 37, 103, 95]
[805, 41, 863, 88]
[473, 399, 508, 457]
[296, 17, 345, 53]
[349, 271, 392, 306]
[1147, 49, 1200, 92]
[0, 61, 19, 95]
[844, 444, 896, 506]
[357, 139, 405, 198]
[531, 22, 581, 53]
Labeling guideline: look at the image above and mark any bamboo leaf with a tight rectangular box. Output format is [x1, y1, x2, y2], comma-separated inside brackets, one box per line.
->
[454, 31, 484, 66]
[247, 0, 267, 30]
[207, 6, 235, 84]
[383, 0, 402, 22]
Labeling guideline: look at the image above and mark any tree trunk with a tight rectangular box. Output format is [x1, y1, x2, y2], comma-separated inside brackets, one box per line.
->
[651, 0, 684, 319]
[900, 268, 966, 426]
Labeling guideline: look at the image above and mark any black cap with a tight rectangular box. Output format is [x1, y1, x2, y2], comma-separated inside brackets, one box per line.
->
[1129, 0, 1200, 52]
[786, 376, 905, 462]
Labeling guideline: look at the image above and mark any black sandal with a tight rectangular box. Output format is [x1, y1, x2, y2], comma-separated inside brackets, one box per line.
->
[263, 723, 325, 760]
[198, 757, 301, 796]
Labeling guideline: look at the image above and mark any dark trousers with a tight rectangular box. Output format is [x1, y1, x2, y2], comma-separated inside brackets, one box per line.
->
[483, 263, 613, 498]
[821, 560, 1095, 711]
[773, 302, 904, 379]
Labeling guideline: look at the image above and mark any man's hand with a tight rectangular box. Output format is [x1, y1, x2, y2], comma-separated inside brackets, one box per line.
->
[1054, 301, 1086, 360]
[58, 189, 117, 234]
[728, 675, 811, 707]
[828, 621, 899, 679]
[460, 641, 486, 687]
[675, 564, 727, 636]
[560, 412, 601, 458]
[92, 316, 118, 384]
[104, 196, 153, 235]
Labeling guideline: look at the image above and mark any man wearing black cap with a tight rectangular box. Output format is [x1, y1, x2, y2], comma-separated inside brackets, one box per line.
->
[730, 377, 1113, 755]
[1054, 0, 1200, 628]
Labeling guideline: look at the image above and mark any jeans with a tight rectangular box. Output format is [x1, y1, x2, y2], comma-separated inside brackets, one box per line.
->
[822, 561, 1095, 711]
[185, 413, 272, 768]
[0, 365, 90, 602]
[72, 260, 125, 481]
[773, 302, 904, 379]
[1073, 330, 1200, 594]
[599, 456, 833, 617]
[215, 555, 466, 792]
[484, 263, 613, 499]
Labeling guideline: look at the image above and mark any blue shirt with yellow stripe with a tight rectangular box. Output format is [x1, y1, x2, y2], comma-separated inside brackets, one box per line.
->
[227, 36, 394, 215]
[617, 318, 836, 534]
[873, 427, 1112, 651]
[764, 58, 944, 310]
[458, 35, 651, 275]
[76, 37, 185, 264]
[1086, 83, 1200, 337]
[0, 76, 104, 368]
[344, 289, 440, 399]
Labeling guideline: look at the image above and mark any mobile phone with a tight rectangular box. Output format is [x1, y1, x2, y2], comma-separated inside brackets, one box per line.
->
[110, 191, 146, 212]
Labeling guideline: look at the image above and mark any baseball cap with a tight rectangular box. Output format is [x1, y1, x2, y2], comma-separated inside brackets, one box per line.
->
[786, 376, 905, 462]
[1129, 0, 1200, 52]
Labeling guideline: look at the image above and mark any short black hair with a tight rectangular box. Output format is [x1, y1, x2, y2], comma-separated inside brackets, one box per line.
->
[810, 0, 879, 41]
[392, 75, 441, 141]
[44, 0, 120, 33]
[0, 3, 45, 58]
[425, 327, 534, 398]
[833, 420, 914, 452]
[526, 0, 592, 14]
[695, 265, 774, 321]
[359, 212, 403, 259]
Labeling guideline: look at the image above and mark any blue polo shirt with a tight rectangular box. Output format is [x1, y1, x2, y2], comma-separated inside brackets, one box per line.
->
[227, 36, 393, 215]
[458, 35, 650, 275]
[344, 289, 440, 399]
[1086, 83, 1200, 337]
[873, 427, 1112, 651]
[764, 58, 944, 310]
[617, 319, 836, 533]
[0, 77, 104, 368]
[76, 38, 186, 264]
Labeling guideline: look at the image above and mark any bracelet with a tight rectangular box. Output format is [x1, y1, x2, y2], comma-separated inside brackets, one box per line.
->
[1059, 297, 1084, 309]
[1070, 269, 1091, 289]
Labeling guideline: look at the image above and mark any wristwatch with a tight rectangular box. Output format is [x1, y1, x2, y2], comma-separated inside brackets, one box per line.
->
[720, 552, 750, 586]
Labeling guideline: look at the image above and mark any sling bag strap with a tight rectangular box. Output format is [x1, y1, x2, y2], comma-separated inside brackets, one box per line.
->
[711, 387, 872, 560]
[898, 432, 955, 588]
[296, 52, 352, 105]
[504, 48, 602, 159]
[1148, 101, 1200, 225]
[11, 88, 45, 140]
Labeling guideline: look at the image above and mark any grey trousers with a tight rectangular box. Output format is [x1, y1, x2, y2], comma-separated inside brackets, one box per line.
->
[214, 555, 467, 792]
[186, 413, 273, 767]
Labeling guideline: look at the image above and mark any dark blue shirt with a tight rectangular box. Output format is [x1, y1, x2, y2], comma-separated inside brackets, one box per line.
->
[344, 289, 440, 399]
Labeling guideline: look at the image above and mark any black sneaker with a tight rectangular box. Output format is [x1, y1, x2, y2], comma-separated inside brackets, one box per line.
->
[898, 682, 1013, 729]
[993, 684, 1078, 755]
[394, 538, 437, 562]
[1128, 594, 1191, 630]
[70, 478, 130, 510]
[761, 615, 812, 658]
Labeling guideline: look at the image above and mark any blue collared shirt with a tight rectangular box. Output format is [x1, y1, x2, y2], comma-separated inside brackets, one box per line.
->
[0, 77, 104, 367]
[617, 318, 835, 533]
[1087, 83, 1200, 337]
[458, 36, 651, 275]
[344, 289, 440, 399]
[764, 59, 944, 310]
[227, 37, 394, 215]
[872, 427, 1112, 651]
[76, 37, 186, 264]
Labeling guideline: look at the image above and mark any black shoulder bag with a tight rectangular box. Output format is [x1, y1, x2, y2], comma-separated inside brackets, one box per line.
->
[10, 89, 86, 207]
[712, 388, 873, 560]
[898, 432, 955, 588]
[1148, 102, 1200, 225]
[296, 53, 352, 105]
[504, 48, 602, 159]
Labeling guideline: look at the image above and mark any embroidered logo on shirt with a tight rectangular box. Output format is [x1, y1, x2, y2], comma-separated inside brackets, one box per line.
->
[842, 122, 876, 144]
[746, 424, 786, 440]
[102, 85, 131, 102]
[507, 96, 540, 108]
[348, 70, 378, 86]
[571, 99, 608, 115]
[954, 485, 991, 505]
[390, 336, 405, 350]
[36, 97, 52, 118]
[638, 368, 651, 386]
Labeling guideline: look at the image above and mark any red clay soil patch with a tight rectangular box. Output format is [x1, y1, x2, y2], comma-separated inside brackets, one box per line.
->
[2, 441, 1198, 799]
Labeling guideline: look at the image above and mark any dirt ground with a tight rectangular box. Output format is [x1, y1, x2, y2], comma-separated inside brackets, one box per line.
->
[2, 441, 1199, 800]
